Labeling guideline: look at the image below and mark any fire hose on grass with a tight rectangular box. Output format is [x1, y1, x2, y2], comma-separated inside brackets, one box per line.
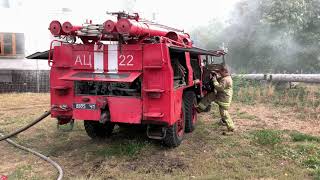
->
[0, 110, 64, 180]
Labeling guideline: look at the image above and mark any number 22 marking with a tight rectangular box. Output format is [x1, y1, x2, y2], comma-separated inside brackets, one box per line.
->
[119, 55, 134, 66]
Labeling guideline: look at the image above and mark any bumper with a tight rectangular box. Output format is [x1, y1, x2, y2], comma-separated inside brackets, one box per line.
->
[53, 96, 143, 124]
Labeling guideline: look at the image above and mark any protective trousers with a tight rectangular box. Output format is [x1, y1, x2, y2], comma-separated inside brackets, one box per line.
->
[198, 92, 235, 131]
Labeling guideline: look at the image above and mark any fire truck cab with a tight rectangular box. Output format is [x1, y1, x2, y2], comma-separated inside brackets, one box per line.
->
[49, 12, 226, 147]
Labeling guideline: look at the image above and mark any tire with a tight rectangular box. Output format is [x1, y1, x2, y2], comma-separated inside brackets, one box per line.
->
[183, 91, 198, 133]
[84, 121, 114, 139]
[163, 99, 186, 147]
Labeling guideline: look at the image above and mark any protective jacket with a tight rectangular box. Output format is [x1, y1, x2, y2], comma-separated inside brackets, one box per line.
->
[213, 75, 233, 109]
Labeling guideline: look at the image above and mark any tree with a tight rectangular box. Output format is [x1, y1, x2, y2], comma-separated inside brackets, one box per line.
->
[192, 0, 320, 73]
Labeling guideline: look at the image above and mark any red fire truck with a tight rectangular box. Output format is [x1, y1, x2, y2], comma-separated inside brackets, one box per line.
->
[49, 12, 226, 147]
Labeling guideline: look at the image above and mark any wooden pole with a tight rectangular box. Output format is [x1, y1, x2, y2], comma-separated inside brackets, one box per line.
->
[0, 33, 3, 56]
[12, 33, 16, 56]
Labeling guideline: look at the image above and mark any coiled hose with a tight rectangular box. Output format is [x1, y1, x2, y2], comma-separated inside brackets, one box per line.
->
[0, 110, 64, 180]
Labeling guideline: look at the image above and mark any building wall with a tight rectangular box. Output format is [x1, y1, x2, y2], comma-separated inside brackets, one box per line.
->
[0, 70, 49, 93]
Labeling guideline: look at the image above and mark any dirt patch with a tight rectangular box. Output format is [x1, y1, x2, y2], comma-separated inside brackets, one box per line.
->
[122, 151, 189, 174]
[0, 143, 26, 174]
[231, 103, 320, 136]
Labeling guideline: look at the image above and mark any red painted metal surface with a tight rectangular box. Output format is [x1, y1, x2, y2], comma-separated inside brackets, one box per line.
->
[60, 71, 141, 82]
[49, 20, 82, 36]
[107, 97, 142, 124]
[115, 18, 191, 45]
[73, 108, 101, 120]
[62, 21, 82, 34]
[116, 18, 168, 37]
[50, 46, 190, 125]
[173, 88, 184, 126]
[142, 43, 173, 125]
[49, 20, 62, 36]
[48, 12, 224, 133]
[73, 96, 101, 120]
[0, 175, 8, 180]
[103, 20, 116, 33]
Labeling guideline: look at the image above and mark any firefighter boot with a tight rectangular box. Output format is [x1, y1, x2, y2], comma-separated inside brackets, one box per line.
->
[225, 116, 235, 132]
[195, 103, 208, 113]
[222, 120, 235, 136]
[218, 118, 227, 126]
[222, 130, 234, 136]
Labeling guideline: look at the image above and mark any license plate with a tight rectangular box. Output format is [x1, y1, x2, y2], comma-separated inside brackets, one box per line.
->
[73, 103, 96, 110]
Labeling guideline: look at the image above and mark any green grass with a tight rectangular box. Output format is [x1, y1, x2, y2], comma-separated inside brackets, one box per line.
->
[249, 129, 320, 180]
[8, 165, 42, 180]
[266, 130, 320, 180]
[313, 169, 320, 180]
[233, 78, 320, 111]
[252, 129, 282, 146]
[96, 140, 148, 157]
[291, 132, 320, 142]
[296, 144, 319, 155]
[304, 157, 320, 169]
[8, 166, 29, 180]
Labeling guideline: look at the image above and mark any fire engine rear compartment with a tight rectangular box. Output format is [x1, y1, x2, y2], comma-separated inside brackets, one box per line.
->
[50, 43, 181, 126]
[50, 42, 213, 126]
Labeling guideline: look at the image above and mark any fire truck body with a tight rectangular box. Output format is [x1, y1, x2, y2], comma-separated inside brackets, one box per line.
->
[49, 12, 225, 147]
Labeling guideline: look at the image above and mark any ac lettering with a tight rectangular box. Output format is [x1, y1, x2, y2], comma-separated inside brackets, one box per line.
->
[74, 54, 92, 67]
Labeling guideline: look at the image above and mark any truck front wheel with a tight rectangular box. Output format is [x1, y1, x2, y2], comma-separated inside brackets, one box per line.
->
[84, 120, 114, 139]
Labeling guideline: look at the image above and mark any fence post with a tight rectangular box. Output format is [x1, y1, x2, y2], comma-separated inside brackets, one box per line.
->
[36, 59, 40, 93]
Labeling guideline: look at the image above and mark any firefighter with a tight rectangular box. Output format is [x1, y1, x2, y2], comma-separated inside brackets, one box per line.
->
[196, 65, 235, 132]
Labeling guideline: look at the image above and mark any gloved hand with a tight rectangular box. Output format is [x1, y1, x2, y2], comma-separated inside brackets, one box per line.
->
[211, 73, 217, 82]
[193, 79, 200, 84]
[211, 71, 219, 78]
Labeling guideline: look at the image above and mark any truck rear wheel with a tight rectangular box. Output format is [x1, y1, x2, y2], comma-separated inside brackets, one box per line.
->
[163, 101, 185, 147]
[84, 121, 114, 139]
[184, 91, 197, 133]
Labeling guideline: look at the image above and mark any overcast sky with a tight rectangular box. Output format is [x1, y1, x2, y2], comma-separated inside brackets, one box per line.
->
[0, 0, 240, 55]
